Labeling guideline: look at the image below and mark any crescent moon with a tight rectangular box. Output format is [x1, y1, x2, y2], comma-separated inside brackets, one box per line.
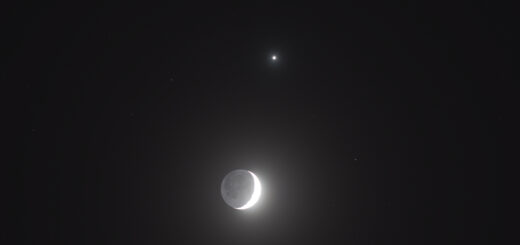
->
[236, 171, 262, 210]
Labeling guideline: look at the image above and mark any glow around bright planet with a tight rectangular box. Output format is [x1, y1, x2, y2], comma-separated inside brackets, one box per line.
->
[221, 169, 262, 210]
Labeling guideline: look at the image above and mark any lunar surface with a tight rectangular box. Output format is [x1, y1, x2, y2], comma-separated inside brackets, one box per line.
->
[221, 170, 262, 209]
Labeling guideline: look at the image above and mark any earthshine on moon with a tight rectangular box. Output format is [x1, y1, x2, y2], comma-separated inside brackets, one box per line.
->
[221, 170, 262, 210]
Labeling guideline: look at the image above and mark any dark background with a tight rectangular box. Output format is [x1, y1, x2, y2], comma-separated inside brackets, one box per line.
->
[12, 2, 506, 244]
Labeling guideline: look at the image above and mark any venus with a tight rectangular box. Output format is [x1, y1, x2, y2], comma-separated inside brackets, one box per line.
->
[221, 169, 262, 210]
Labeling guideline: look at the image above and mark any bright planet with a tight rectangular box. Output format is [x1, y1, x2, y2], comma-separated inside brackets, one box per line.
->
[220, 169, 262, 210]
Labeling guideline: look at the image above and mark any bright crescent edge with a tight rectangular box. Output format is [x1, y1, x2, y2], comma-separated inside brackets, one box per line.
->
[236, 171, 262, 210]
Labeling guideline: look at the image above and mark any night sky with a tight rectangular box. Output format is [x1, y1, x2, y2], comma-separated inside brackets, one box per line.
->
[15, 2, 505, 244]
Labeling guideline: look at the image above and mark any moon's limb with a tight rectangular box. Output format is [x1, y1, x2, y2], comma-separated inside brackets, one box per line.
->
[236, 171, 261, 210]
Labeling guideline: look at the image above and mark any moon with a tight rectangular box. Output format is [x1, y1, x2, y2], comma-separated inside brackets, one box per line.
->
[221, 169, 262, 210]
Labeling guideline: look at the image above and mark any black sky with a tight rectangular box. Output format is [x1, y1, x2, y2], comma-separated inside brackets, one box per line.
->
[14, 2, 506, 244]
